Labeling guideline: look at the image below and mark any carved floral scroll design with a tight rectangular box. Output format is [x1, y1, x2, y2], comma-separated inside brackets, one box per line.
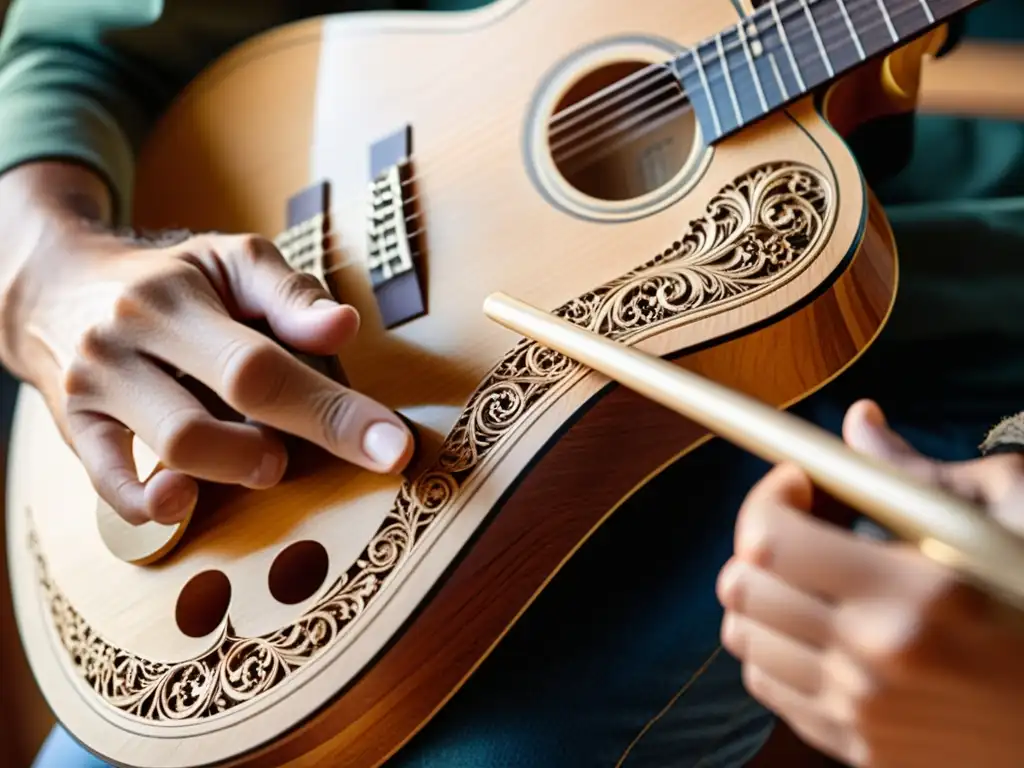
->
[31, 162, 832, 722]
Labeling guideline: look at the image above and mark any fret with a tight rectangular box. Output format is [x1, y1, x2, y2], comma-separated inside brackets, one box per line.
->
[715, 33, 745, 126]
[693, 40, 742, 134]
[835, 0, 866, 60]
[842, 0, 900, 59]
[741, 19, 790, 109]
[810, 0, 864, 72]
[750, 9, 802, 105]
[778, 0, 832, 90]
[799, 0, 834, 77]
[674, 0, 981, 143]
[676, 47, 723, 139]
[720, 28, 770, 123]
[880, 0, 933, 39]
[770, 0, 806, 92]
[737, 21, 769, 112]
[873, 0, 900, 43]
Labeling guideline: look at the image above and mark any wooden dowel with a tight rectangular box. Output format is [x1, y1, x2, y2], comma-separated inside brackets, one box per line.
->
[482, 291, 1024, 609]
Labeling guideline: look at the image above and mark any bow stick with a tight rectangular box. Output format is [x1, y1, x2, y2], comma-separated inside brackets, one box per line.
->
[482, 291, 1024, 611]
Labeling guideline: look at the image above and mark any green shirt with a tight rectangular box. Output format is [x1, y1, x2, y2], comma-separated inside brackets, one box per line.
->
[0, 0, 1022, 360]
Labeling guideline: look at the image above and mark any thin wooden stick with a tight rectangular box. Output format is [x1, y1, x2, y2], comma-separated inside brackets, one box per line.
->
[482, 291, 1024, 609]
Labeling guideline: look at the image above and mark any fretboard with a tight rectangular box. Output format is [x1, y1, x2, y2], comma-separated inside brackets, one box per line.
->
[676, 0, 979, 142]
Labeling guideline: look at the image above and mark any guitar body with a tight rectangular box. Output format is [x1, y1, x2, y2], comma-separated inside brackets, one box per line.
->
[6, 0, 947, 765]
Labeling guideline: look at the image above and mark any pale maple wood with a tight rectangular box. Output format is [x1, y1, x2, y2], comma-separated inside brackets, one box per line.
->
[4, 0, 951, 766]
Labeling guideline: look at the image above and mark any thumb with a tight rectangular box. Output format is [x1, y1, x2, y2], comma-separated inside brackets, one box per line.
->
[842, 399, 938, 483]
[843, 399, 917, 460]
[845, 401, 1024, 535]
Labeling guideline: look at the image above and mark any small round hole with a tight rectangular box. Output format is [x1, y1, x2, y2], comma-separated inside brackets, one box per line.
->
[175, 570, 231, 638]
[268, 540, 329, 605]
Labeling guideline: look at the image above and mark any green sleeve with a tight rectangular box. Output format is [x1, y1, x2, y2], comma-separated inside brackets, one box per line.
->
[0, 0, 173, 224]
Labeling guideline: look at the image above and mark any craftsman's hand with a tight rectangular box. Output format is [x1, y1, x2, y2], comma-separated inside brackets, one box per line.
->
[716, 400, 1024, 768]
[1, 165, 413, 527]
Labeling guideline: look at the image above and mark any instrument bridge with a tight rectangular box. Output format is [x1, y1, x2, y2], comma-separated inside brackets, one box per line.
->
[367, 125, 427, 329]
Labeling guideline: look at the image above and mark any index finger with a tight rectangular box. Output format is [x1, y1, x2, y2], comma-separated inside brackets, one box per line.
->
[735, 464, 945, 605]
[146, 304, 414, 474]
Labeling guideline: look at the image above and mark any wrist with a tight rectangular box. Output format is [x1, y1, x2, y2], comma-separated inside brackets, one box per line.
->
[0, 161, 116, 377]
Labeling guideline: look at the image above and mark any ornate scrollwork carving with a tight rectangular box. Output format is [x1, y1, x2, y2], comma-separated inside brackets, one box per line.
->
[31, 162, 833, 722]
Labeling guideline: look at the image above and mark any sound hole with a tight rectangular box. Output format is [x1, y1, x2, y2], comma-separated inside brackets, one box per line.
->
[175, 570, 232, 638]
[548, 60, 699, 202]
[268, 540, 329, 605]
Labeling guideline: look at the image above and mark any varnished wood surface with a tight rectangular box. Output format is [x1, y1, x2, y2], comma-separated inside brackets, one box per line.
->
[246, 186, 898, 768]
[4, 0, 943, 765]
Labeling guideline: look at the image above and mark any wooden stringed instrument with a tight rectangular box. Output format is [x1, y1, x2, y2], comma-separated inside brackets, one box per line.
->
[4, 0, 985, 765]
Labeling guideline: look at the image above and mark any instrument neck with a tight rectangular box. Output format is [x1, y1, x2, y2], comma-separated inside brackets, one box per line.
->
[677, 0, 979, 143]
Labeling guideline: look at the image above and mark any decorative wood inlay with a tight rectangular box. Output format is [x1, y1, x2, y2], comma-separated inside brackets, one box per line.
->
[29, 161, 833, 723]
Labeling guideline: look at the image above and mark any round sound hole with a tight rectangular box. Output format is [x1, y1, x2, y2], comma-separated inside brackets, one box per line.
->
[547, 59, 701, 202]
[175, 570, 232, 638]
[268, 540, 329, 605]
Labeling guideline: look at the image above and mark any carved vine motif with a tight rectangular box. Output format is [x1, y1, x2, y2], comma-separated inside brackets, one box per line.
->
[32, 162, 832, 722]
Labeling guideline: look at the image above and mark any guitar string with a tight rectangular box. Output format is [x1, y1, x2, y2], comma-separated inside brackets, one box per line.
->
[288, 0, 945, 278]
[550, 0, 935, 146]
[548, 0, 940, 139]
[314, 0, 935, 209]
[547, 0, 817, 130]
[547, 0, 940, 131]
[548, 0, 943, 161]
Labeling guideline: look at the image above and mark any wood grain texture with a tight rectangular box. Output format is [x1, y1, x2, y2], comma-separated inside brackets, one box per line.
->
[5, 0, 934, 765]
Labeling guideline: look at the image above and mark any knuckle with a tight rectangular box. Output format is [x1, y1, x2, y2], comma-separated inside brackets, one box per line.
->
[61, 358, 98, 400]
[233, 234, 279, 268]
[219, 340, 289, 411]
[276, 269, 324, 306]
[314, 389, 360, 452]
[116, 260, 206, 318]
[72, 325, 114, 363]
[100, 477, 145, 525]
[110, 288, 151, 325]
[153, 411, 206, 467]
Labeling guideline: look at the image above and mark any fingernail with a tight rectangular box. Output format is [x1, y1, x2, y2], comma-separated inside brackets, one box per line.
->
[363, 422, 411, 470]
[864, 401, 887, 427]
[249, 453, 283, 488]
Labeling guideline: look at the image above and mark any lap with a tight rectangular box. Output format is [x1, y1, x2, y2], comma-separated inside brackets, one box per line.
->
[19, 316, 1020, 768]
[15, 216, 1023, 768]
